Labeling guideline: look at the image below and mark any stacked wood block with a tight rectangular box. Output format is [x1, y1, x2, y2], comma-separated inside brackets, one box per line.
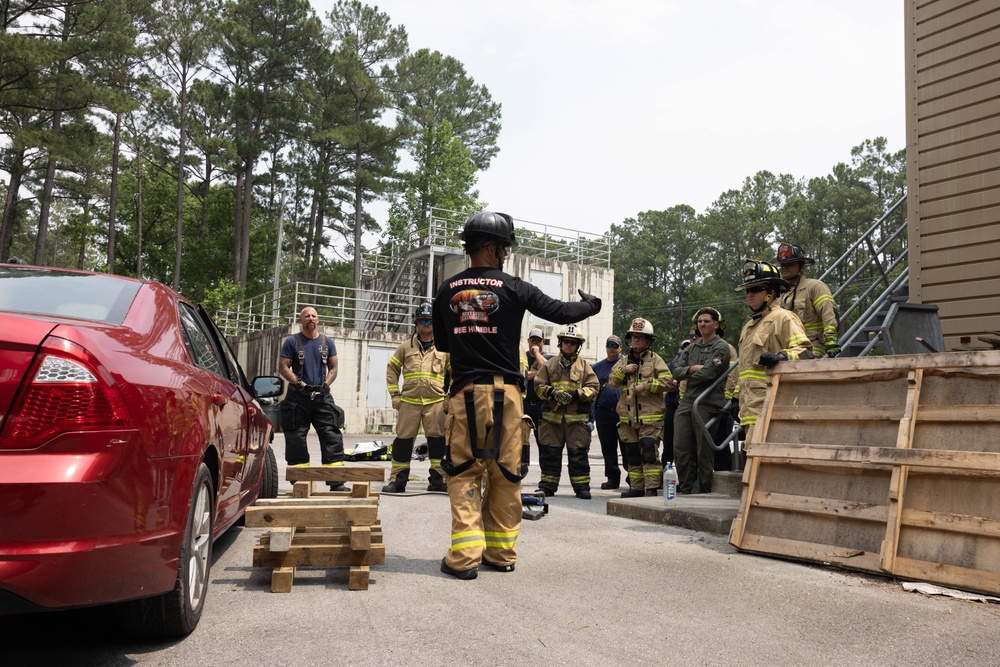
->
[729, 351, 1000, 596]
[245, 466, 386, 591]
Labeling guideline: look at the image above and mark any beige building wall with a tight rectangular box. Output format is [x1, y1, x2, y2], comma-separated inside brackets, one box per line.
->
[905, 0, 1000, 349]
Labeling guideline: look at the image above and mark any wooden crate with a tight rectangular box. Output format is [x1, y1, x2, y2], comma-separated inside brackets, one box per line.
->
[729, 351, 1000, 596]
[246, 465, 386, 591]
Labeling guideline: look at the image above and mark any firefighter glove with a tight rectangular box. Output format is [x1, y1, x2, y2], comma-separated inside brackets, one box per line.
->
[578, 288, 602, 313]
[758, 351, 787, 368]
[824, 339, 841, 358]
[391, 395, 401, 411]
[553, 390, 573, 405]
[729, 400, 740, 422]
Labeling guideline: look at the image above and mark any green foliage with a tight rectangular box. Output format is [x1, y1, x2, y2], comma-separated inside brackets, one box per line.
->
[201, 277, 243, 313]
[609, 138, 906, 353]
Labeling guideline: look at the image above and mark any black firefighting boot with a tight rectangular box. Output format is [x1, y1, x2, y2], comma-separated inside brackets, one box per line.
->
[425, 436, 448, 491]
[382, 437, 414, 493]
[426, 468, 447, 492]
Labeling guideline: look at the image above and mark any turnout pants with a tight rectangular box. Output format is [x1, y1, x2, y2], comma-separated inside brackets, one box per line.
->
[443, 377, 527, 572]
[618, 421, 663, 491]
[390, 400, 447, 484]
[536, 419, 591, 494]
[673, 401, 720, 494]
[280, 387, 345, 466]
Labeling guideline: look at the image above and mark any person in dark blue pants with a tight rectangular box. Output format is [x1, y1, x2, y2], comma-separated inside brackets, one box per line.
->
[591, 335, 625, 489]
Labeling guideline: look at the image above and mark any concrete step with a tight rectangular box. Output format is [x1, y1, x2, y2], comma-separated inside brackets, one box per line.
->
[606, 471, 744, 535]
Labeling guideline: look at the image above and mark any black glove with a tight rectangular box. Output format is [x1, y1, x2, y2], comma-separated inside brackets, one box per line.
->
[758, 351, 787, 368]
[578, 288, 602, 313]
[728, 400, 739, 422]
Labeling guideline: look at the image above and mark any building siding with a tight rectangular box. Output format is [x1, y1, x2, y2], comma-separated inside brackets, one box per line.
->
[906, 0, 1000, 349]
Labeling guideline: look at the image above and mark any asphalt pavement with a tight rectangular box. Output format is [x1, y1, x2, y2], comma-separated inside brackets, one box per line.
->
[5, 432, 999, 666]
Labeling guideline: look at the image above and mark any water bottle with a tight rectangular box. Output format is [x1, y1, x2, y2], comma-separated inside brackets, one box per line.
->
[663, 463, 678, 503]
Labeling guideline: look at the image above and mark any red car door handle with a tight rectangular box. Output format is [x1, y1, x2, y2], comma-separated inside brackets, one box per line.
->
[211, 394, 227, 407]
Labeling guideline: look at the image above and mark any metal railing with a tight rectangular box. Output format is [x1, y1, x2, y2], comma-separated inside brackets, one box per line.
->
[360, 207, 612, 280]
[215, 281, 425, 337]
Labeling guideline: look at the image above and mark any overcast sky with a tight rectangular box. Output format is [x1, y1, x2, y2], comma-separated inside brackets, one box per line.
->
[312, 0, 906, 239]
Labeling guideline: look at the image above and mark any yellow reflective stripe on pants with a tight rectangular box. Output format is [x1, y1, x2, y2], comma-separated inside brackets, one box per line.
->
[484, 530, 518, 548]
[451, 530, 487, 551]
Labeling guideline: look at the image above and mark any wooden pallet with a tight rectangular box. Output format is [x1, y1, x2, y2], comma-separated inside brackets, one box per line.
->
[729, 351, 1000, 596]
[246, 465, 386, 591]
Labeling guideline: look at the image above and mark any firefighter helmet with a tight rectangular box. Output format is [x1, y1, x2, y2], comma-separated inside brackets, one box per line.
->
[625, 317, 656, 340]
[414, 300, 433, 322]
[735, 259, 791, 293]
[776, 242, 815, 266]
[458, 211, 518, 251]
[556, 324, 586, 346]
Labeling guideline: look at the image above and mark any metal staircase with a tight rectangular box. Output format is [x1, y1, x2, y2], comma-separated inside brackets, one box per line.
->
[820, 194, 913, 356]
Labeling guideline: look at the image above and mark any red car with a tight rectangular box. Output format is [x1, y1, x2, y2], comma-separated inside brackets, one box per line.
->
[0, 264, 282, 637]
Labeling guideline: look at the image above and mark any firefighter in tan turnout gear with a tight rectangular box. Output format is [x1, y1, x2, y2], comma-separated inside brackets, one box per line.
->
[734, 260, 814, 446]
[432, 211, 601, 580]
[383, 301, 449, 493]
[533, 324, 600, 499]
[776, 242, 840, 357]
[609, 317, 674, 497]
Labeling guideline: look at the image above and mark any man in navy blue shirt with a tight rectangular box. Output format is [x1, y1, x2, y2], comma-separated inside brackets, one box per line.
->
[591, 335, 625, 489]
[278, 307, 348, 490]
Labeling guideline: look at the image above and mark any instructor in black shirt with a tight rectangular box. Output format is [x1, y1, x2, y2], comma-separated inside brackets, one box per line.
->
[433, 211, 601, 579]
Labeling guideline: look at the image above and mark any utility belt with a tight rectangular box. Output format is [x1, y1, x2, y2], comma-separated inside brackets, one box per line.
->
[289, 384, 329, 400]
[441, 374, 529, 483]
[452, 374, 521, 396]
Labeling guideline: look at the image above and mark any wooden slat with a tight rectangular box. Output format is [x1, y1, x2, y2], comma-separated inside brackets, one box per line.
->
[253, 543, 386, 567]
[749, 442, 1000, 473]
[882, 369, 922, 572]
[749, 490, 889, 523]
[916, 405, 1000, 422]
[901, 508, 1000, 539]
[766, 404, 901, 421]
[254, 497, 379, 507]
[738, 533, 883, 572]
[259, 527, 384, 547]
[892, 556, 1000, 598]
[285, 466, 386, 482]
[244, 504, 379, 528]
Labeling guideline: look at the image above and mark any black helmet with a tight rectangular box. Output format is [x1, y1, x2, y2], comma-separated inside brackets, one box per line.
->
[414, 300, 432, 321]
[458, 211, 518, 252]
[735, 259, 791, 293]
[776, 242, 815, 266]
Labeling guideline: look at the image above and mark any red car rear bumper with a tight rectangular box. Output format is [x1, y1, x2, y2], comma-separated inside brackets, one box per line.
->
[0, 430, 197, 612]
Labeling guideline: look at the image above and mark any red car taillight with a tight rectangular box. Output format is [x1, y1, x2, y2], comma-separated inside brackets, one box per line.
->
[1, 338, 135, 449]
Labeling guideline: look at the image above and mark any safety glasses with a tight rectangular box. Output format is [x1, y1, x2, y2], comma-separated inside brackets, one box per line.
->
[606, 343, 620, 349]
[416, 318, 432, 325]
[746, 286, 767, 294]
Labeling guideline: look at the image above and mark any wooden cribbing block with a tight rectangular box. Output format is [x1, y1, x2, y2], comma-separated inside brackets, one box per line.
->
[258, 527, 383, 548]
[349, 566, 370, 591]
[253, 543, 386, 568]
[269, 527, 296, 552]
[291, 481, 312, 498]
[271, 567, 295, 593]
[254, 497, 378, 507]
[244, 504, 379, 528]
[350, 482, 372, 498]
[285, 466, 386, 483]
[350, 525, 372, 551]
